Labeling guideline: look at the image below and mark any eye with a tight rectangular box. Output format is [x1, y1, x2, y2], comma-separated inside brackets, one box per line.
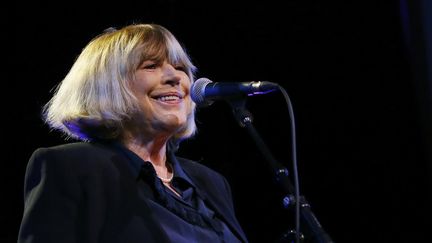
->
[174, 65, 187, 72]
[140, 61, 159, 70]
[143, 63, 157, 69]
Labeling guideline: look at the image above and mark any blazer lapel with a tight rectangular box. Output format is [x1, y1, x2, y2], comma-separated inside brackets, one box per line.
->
[169, 153, 248, 243]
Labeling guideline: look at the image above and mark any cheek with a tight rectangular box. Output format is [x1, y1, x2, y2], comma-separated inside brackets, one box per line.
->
[185, 98, 194, 115]
[131, 75, 153, 94]
[183, 81, 193, 114]
[182, 77, 192, 92]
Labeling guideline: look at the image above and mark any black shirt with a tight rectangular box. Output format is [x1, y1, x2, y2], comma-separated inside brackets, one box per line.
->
[114, 143, 242, 243]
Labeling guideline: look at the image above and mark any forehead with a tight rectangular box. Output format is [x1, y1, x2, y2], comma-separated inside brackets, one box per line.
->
[139, 36, 189, 65]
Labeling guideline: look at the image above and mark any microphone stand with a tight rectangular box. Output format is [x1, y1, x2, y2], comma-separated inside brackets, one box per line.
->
[227, 98, 334, 243]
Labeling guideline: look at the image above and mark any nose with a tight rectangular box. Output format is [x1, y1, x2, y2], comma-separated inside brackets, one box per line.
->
[162, 62, 181, 86]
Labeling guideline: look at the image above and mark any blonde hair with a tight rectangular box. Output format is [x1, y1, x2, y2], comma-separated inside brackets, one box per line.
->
[43, 24, 197, 143]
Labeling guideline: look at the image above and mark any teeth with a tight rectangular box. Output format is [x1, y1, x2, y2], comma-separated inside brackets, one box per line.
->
[157, 95, 180, 101]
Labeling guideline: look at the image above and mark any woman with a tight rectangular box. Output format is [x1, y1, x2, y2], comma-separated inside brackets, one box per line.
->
[18, 23, 248, 243]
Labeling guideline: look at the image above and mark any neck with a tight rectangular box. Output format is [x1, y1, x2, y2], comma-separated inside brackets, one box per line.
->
[123, 136, 175, 184]
[122, 134, 170, 166]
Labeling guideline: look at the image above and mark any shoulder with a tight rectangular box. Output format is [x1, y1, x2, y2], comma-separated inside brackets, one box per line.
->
[27, 142, 121, 177]
[23, 142, 130, 196]
[31, 142, 118, 164]
[32, 141, 113, 156]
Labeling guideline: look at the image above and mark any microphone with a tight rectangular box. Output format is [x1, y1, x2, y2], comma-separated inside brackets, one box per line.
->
[190, 77, 279, 106]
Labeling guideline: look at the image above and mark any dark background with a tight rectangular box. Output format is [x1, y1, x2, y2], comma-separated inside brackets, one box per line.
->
[8, 1, 431, 242]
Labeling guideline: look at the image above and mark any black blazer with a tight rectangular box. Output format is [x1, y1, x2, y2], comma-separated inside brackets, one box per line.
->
[18, 142, 248, 243]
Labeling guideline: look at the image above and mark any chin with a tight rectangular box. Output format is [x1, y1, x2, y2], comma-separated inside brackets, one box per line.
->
[156, 115, 187, 132]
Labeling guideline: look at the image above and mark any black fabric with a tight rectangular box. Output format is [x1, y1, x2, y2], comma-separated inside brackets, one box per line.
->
[114, 142, 241, 242]
[17, 142, 248, 243]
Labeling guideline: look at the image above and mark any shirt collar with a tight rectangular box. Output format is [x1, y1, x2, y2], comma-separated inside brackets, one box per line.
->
[168, 151, 195, 187]
[110, 141, 143, 179]
[110, 141, 196, 188]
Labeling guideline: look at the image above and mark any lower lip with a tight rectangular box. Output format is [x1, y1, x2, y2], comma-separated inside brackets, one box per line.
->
[153, 98, 183, 106]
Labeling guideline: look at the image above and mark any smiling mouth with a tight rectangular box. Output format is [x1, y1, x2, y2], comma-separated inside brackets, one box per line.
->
[151, 93, 184, 103]
[158, 95, 181, 101]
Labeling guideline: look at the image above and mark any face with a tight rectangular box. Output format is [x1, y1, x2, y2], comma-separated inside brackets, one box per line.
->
[130, 59, 192, 137]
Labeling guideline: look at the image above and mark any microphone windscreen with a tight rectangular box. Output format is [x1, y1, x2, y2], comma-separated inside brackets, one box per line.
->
[190, 77, 213, 105]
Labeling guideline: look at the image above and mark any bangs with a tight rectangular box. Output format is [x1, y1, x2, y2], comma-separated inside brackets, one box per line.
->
[132, 26, 196, 75]
[165, 34, 195, 71]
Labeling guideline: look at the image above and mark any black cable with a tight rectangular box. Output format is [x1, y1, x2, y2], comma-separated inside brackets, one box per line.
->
[226, 83, 302, 243]
[278, 85, 301, 243]
[229, 84, 332, 243]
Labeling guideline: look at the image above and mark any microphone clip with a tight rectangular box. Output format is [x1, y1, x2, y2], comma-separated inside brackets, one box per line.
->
[227, 98, 254, 127]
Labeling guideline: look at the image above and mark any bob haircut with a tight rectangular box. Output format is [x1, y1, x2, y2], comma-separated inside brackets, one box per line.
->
[43, 24, 197, 145]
